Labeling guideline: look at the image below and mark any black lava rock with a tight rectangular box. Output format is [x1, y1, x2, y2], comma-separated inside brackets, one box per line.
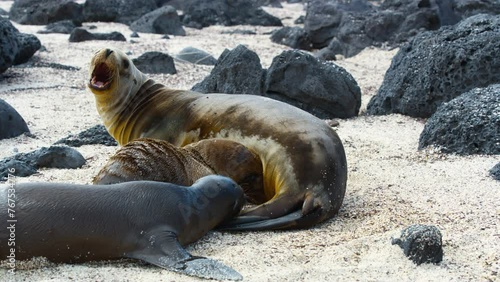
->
[29, 146, 86, 169]
[69, 28, 126, 42]
[367, 14, 500, 118]
[175, 47, 217, 66]
[490, 163, 500, 181]
[270, 26, 312, 50]
[0, 146, 86, 179]
[392, 224, 443, 265]
[9, 0, 84, 25]
[83, 0, 158, 25]
[265, 50, 361, 119]
[0, 159, 37, 179]
[38, 20, 81, 34]
[221, 29, 257, 35]
[13, 33, 42, 65]
[54, 124, 118, 147]
[182, 0, 282, 29]
[130, 5, 186, 36]
[304, 0, 375, 49]
[418, 84, 500, 155]
[156, 0, 184, 10]
[256, 0, 282, 8]
[192, 45, 264, 95]
[0, 99, 30, 140]
[0, 18, 20, 73]
[294, 15, 305, 25]
[132, 51, 176, 74]
[294, 0, 499, 59]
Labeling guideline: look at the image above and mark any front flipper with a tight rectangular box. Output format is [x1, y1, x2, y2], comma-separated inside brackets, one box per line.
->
[127, 231, 242, 280]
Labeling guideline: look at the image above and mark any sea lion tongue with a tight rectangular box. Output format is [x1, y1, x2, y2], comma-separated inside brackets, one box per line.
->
[90, 63, 112, 90]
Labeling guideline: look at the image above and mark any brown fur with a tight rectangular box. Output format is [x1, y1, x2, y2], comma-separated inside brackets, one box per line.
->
[93, 138, 266, 204]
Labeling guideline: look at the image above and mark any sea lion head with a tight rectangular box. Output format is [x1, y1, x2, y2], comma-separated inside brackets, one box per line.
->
[88, 48, 146, 106]
[187, 139, 267, 204]
[191, 175, 246, 223]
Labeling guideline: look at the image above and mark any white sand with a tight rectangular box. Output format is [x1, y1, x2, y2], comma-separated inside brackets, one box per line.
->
[0, 3, 499, 281]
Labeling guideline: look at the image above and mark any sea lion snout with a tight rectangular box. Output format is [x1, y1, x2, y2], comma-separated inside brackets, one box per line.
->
[105, 48, 114, 58]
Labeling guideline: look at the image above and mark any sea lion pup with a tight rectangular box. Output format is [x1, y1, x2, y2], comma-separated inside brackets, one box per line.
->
[93, 138, 266, 204]
[88, 47, 348, 230]
[0, 175, 244, 281]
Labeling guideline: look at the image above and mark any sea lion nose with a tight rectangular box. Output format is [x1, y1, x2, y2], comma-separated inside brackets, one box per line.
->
[105, 49, 114, 58]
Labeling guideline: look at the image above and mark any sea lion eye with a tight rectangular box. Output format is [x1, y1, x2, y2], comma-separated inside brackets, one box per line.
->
[123, 59, 129, 69]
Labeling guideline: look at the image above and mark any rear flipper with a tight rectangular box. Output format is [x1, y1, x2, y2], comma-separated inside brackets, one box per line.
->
[127, 231, 242, 280]
[217, 208, 322, 231]
[218, 193, 324, 231]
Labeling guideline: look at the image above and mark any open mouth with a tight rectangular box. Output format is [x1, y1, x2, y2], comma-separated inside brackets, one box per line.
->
[89, 62, 113, 90]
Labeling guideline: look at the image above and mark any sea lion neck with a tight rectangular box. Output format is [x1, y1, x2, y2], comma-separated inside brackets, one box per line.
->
[100, 78, 170, 145]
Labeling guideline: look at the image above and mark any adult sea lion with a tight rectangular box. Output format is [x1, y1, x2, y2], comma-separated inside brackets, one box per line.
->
[0, 175, 244, 280]
[88, 47, 348, 230]
[93, 138, 266, 204]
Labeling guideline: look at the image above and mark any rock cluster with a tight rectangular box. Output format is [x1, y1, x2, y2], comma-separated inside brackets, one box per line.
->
[0, 18, 41, 73]
[193, 45, 361, 119]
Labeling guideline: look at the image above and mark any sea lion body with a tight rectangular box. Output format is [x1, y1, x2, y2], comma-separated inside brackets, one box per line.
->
[0, 176, 244, 280]
[93, 138, 266, 204]
[89, 48, 348, 230]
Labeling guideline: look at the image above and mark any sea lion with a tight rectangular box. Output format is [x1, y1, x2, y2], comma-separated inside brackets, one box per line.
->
[93, 138, 266, 204]
[88, 47, 348, 230]
[0, 175, 244, 280]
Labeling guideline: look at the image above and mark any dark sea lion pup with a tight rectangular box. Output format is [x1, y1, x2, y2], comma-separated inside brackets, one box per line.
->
[93, 138, 266, 204]
[0, 175, 245, 280]
[88, 47, 348, 230]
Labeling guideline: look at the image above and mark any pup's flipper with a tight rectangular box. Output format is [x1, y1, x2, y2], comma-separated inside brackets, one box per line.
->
[127, 231, 243, 280]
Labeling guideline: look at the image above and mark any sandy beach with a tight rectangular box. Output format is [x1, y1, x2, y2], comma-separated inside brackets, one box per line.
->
[0, 2, 499, 281]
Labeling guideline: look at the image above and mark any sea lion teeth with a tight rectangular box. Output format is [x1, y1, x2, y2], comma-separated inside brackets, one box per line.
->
[88, 47, 348, 230]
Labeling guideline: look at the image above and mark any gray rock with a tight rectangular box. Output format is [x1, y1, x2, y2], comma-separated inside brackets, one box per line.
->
[418, 84, 500, 155]
[13, 33, 41, 65]
[69, 28, 126, 42]
[265, 50, 361, 119]
[367, 14, 500, 118]
[54, 124, 118, 147]
[304, 0, 374, 49]
[192, 45, 264, 95]
[392, 224, 443, 265]
[30, 146, 86, 169]
[38, 20, 81, 34]
[182, 0, 282, 29]
[156, 0, 184, 10]
[132, 51, 176, 74]
[83, 0, 158, 25]
[300, 0, 500, 59]
[0, 18, 19, 73]
[0, 99, 30, 140]
[130, 5, 186, 36]
[490, 163, 500, 181]
[175, 47, 217, 66]
[0, 146, 86, 179]
[294, 15, 305, 25]
[9, 0, 83, 25]
[0, 159, 37, 180]
[454, 0, 500, 19]
[221, 29, 257, 35]
[270, 26, 312, 50]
